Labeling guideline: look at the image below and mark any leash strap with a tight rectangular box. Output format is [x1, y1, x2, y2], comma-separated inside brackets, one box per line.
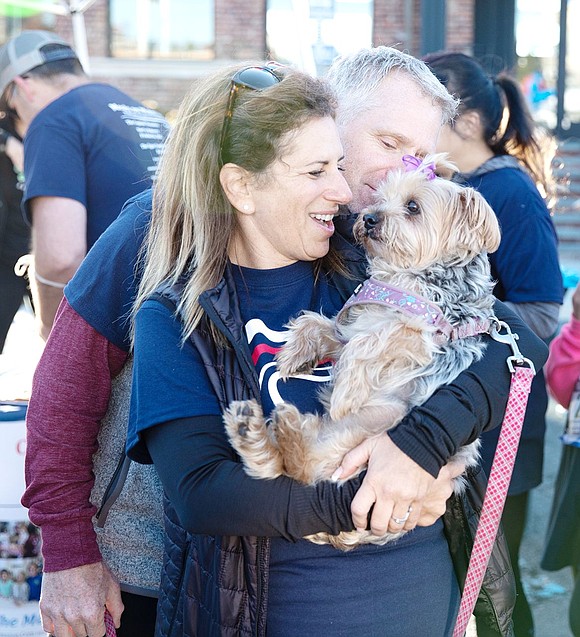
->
[105, 608, 117, 637]
[452, 331, 535, 636]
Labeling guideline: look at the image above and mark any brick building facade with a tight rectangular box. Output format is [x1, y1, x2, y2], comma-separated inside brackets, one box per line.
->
[2, 0, 480, 114]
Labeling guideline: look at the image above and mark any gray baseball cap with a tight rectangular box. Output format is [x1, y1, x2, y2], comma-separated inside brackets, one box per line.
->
[0, 30, 78, 96]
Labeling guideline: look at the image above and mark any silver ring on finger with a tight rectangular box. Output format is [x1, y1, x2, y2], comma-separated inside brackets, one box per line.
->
[391, 505, 413, 525]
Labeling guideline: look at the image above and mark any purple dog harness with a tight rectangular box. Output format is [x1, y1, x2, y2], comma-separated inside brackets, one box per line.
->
[336, 278, 491, 343]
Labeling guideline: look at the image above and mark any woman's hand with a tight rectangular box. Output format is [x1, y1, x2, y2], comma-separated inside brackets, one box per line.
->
[5, 134, 24, 174]
[335, 434, 466, 534]
[336, 433, 435, 535]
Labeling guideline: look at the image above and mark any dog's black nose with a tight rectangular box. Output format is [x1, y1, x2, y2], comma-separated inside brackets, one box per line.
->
[363, 212, 379, 230]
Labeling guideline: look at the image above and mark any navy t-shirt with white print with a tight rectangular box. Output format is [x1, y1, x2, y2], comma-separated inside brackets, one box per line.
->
[23, 84, 169, 249]
[232, 260, 341, 415]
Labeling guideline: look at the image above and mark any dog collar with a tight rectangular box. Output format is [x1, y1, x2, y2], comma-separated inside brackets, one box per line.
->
[336, 278, 491, 342]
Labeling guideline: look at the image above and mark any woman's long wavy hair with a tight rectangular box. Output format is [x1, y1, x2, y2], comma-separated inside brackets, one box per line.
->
[132, 63, 340, 343]
[423, 52, 557, 207]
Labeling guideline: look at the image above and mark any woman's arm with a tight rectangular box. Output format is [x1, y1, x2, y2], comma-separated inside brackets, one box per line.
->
[22, 300, 128, 637]
[144, 417, 359, 538]
[130, 299, 359, 538]
[23, 300, 128, 568]
[545, 283, 580, 408]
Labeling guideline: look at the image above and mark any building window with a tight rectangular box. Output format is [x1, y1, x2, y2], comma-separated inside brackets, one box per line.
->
[267, 0, 373, 76]
[516, 0, 560, 129]
[110, 0, 214, 60]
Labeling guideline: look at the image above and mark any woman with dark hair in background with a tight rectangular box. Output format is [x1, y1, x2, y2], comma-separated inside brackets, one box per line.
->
[423, 51, 564, 637]
[0, 109, 29, 353]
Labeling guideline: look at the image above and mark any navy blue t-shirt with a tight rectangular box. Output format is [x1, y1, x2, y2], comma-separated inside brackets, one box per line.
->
[461, 164, 563, 493]
[23, 84, 169, 249]
[462, 166, 562, 305]
[128, 260, 345, 458]
[65, 189, 152, 350]
[232, 261, 343, 414]
[128, 260, 459, 636]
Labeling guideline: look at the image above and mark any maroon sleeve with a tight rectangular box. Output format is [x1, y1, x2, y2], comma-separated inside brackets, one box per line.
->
[21, 299, 128, 572]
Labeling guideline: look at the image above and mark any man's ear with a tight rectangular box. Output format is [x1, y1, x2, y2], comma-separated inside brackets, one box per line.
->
[219, 163, 254, 214]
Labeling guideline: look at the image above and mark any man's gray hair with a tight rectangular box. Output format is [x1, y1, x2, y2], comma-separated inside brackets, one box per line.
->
[326, 46, 458, 127]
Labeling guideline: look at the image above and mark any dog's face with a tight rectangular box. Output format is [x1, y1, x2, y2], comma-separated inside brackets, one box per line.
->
[352, 154, 501, 270]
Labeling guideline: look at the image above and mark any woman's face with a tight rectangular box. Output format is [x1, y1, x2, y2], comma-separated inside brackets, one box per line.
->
[230, 116, 352, 269]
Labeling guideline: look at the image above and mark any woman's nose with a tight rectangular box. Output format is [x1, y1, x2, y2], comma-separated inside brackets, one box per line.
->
[330, 173, 352, 204]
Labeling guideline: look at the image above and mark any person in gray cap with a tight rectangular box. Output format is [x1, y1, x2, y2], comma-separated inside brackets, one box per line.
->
[0, 30, 169, 340]
[0, 29, 169, 637]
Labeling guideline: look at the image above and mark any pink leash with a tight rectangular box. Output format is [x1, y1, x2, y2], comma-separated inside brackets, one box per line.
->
[104, 608, 117, 637]
[453, 321, 536, 637]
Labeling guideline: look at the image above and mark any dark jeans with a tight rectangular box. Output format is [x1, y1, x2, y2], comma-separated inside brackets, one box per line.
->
[117, 591, 158, 637]
[571, 568, 580, 637]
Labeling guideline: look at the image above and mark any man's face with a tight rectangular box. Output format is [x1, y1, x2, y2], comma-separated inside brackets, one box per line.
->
[339, 71, 444, 214]
[2, 76, 42, 127]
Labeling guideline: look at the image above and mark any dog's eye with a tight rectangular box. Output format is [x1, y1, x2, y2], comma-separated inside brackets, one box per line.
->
[406, 200, 421, 215]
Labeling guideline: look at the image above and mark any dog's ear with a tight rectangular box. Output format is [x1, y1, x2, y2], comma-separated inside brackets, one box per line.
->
[425, 152, 458, 179]
[458, 187, 501, 254]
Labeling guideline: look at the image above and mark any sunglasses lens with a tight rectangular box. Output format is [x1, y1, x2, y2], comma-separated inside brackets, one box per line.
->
[219, 65, 283, 165]
[233, 66, 281, 91]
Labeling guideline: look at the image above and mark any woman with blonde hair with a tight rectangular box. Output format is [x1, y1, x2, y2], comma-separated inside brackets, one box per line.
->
[134, 64, 349, 338]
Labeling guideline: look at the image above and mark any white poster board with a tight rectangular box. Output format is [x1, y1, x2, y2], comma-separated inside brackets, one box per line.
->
[0, 404, 44, 637]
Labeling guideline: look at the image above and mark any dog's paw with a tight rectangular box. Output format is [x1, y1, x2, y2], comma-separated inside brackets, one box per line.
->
[223, 400, 284, 479]
[269, 403, 324, 484]
[270, 402, 303, 433]
[276, 313, 329, 379]
[276, 347, 317, 379]
[276, 330, 317, 379]
[223, 399, 264, 441]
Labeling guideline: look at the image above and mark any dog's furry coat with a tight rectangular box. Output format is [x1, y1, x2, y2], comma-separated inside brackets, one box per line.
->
[224, 155, 501, 550]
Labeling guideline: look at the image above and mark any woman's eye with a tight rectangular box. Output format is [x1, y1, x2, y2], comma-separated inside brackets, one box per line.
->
[406, 200, 421, 215]
[308, 170, 324, 177]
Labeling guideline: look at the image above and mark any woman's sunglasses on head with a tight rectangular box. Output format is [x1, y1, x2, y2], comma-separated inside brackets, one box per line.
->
[219, 64, 284, 165]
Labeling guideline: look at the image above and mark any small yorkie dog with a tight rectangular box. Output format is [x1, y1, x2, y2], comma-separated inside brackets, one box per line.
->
[223, 153, 501, 550]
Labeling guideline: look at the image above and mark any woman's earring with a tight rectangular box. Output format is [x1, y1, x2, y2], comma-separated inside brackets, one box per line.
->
[243, 203, 250, 211]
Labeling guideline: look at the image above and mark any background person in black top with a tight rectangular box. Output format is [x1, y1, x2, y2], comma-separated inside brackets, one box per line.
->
[0, 108, 29, 353]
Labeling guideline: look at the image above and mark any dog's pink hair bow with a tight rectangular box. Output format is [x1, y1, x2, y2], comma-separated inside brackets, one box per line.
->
[402, 154, 436, 180]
